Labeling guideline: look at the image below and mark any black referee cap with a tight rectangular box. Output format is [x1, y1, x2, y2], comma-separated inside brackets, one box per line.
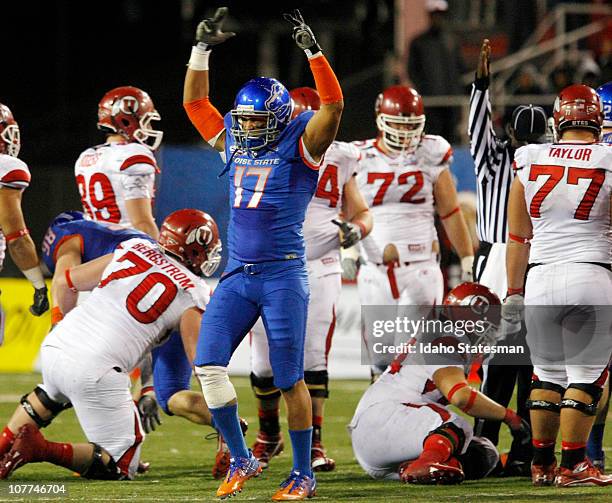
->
[511, 105, 547, 142]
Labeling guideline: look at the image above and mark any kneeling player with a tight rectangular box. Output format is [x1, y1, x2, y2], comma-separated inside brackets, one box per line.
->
[0, 209, 214, 480]
[349, 283, 530, 484]
[37, 209, 235, 478]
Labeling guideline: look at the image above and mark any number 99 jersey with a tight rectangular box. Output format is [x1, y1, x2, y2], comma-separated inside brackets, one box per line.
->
[513, 141, 612, 264]
[44, 238, 210, 375]
[74, 141, 158, 227]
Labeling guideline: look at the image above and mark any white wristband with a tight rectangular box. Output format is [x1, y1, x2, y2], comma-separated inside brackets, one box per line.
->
[188, 44, 211, 71]
[23, 266, 45, 289]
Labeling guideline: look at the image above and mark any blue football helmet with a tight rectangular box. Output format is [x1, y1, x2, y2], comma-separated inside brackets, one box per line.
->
[51, 210, 85, 227]
[230, 77, 293, 152]
[596, 81, 612, 129]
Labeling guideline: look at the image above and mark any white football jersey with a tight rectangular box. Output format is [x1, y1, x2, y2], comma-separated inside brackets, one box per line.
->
[74, 141, 158, 227]
[354, 362, 460, 418]
[354, 136, 452, 263]
[514, 141, 612, 264]
[0, 154, 31, 269]
[43, 238, 210, 374]
[303, 141, 360, 260]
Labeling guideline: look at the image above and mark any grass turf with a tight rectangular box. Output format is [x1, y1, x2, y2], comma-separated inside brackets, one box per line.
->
[0, 374, 609, 502]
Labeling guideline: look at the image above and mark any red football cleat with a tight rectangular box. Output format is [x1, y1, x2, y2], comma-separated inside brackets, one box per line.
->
[531, 458, 557, 486]
[0, 424, 46, 479]
[400, 455, 465, 485]
[252, 431, 284, 469]
[555, 460, 612, 487]
[311, 439, 335, 472]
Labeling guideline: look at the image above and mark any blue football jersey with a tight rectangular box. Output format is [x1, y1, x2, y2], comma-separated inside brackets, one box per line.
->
[41, 219, 154, 273]
[223, 111, 319, 262]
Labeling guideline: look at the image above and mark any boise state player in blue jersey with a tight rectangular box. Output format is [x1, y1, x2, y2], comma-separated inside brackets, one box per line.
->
[184, 7, 343, 501]
[40, 211, 154, 323]
[596, 81, 612, 144]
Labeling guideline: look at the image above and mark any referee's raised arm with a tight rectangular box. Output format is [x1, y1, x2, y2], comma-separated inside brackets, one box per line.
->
[468, 38, 513, 247]
[469, 38, 497, 177]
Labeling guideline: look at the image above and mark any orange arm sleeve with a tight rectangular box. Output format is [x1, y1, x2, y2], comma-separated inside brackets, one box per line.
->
[309, 55, 343, 105]
[183, 98, 225, 143]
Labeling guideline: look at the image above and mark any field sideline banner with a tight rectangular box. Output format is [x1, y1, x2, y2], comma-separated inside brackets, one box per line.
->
[0, 279, 51, 372]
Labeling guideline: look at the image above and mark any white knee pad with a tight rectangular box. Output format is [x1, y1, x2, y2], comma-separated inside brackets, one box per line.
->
[194, 365, 237, 409]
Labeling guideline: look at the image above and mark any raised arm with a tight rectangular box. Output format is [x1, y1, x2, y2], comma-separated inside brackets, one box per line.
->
[183, 7, 235, 153]
[284, 9, 344, 162]
[468, 39, 498, 176]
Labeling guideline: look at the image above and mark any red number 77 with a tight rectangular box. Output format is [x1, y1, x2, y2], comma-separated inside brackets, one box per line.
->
[529, 164, 605, 220]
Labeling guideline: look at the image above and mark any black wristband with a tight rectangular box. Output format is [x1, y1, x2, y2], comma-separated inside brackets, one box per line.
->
[474, 75, 490, 91]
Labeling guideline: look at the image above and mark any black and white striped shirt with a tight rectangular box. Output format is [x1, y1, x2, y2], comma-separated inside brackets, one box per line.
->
[468, 78, 513, 244]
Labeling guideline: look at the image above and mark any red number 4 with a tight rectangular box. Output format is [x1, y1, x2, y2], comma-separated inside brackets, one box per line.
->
[529, 164, 605, 220]
[99, 251, 178, 324]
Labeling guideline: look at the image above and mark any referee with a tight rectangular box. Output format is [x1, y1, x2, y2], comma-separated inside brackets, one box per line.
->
[468, 38, 547, 476]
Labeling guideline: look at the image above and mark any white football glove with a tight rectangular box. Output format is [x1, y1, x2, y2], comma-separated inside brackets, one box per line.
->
[460, 255, 474, 282]
[502, 294, 525, 325]
[332, 219, 362, 248]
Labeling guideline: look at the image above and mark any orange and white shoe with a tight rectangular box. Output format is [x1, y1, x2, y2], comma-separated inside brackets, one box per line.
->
[212, 418, 249, 480]
[399, 456, 465, 485]
[0, 424, 46, 479]
[555, 460, 612, 487]
[216, 451, 262, 499]
[311, 440, 335, 472]
[531, 458, 557, 486]
[252, 431, 284, 469]
[272, 470, 316, 501]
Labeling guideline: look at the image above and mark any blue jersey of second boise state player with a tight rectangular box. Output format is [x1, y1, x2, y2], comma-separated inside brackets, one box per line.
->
[41, 219, 154, 273]
[223, 111, 319, 263]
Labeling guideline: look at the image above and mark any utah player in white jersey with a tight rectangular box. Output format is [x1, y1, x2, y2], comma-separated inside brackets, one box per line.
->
[0, 210, 213, 481]
[75, 86, 162, 238]
[354, 86, 474, 376]
[505, 84, 612, 487]
[249, 87, 372, 471]
[0, 103, 49, 327]
[349, 282, 530, 484]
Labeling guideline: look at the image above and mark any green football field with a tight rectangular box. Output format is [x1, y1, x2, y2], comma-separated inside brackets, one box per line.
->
[0, 374, 609, 502]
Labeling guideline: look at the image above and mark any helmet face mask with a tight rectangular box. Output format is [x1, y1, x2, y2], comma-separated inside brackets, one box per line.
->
[0, 104, 21, 157]
[158, 209, 222, 277]
[375, 85, 426, 153]
[230, 78, 293, 152]
[97, 86, 164, 150]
